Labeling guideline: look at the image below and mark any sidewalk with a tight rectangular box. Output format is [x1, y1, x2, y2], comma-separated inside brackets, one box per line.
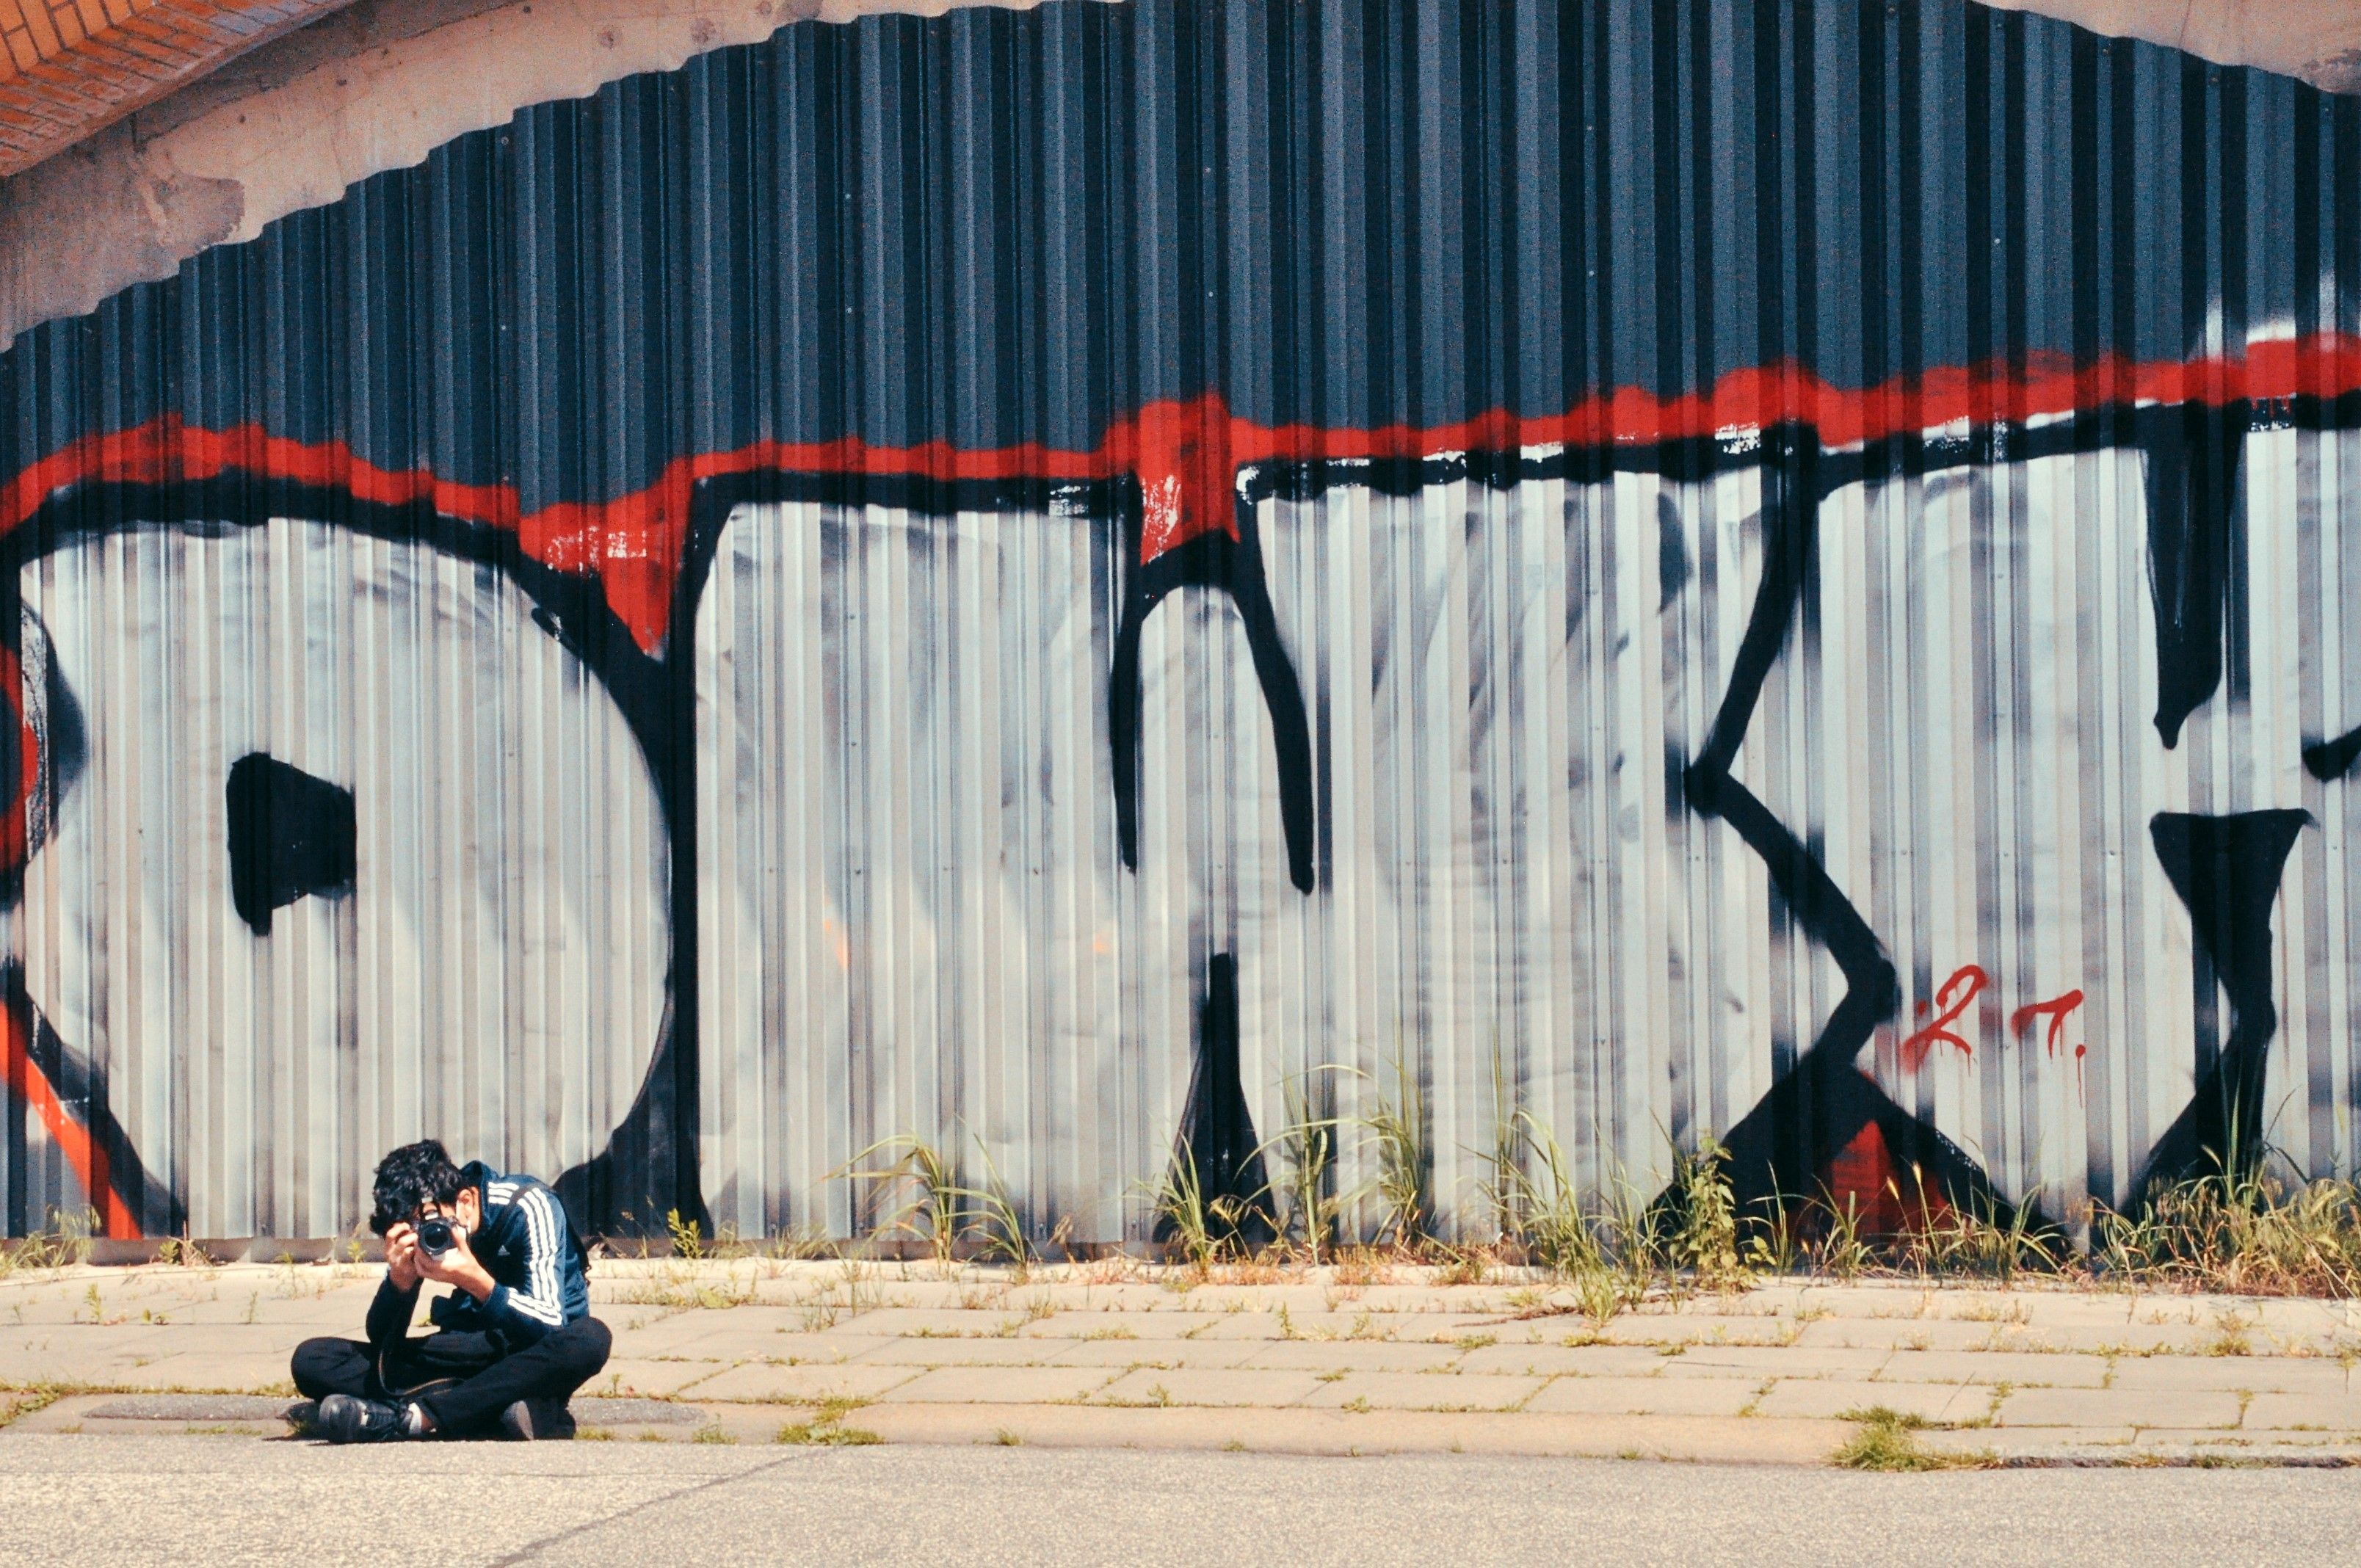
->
[1, 1257, 2356, 1466]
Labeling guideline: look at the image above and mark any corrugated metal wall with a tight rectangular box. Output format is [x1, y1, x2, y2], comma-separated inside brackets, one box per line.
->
[0, 0, 2358, 1239]
[18, 522, 670, 1238]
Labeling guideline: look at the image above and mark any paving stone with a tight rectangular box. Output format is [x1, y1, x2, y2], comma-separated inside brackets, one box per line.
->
[1165, 1286, 1341, 1313]
[1018, 1285, 1184, 1313]
[0, 1349, 150, 1384]
[1200, 1311, 1502, 1343]
[0, 1325, 175, 1357]
[591, 1359, 733, 1397]
[2124, 1296, 2236, 1327]
[1456, 1343, 1672, 1377]
[1997, 1387, 2242, 1429]
[2240, 1300, 2353, 1335]
[731, 1332, 897, 1363]
[2129, 1428, 2296, 1451]
[1877, 1349, 2111, 1387]
[1236, 1340, 1465, 1373]
[1945, 1296, 2130, 1329]
[606, 1306, 821, 1355]
[1468, 1321, 1567, 1346]
[106, 1352, 293, 1393]
[2017, 1295, 2139, 1326]
[87, 1291, 283, 1327]
[1752, 1379, 1984, 1423]
[829, 1308, 1019, 1338]
[2036, 1324, 2222, 1354]
[1042, 1339, 1266, 1370]
[877, 1365, 1116, 1404]
[236, 1298, 388, 1329]
[1092, 1368, 1324, 1408]
[1791, 1318, 2023, 1351]
[1298, 1371, 1545, 1412]
[90, 1324, 302, 1356]
[852, 1337, 1065, 1367]
[1175, 1313, 1355, 1343]
[1793, 1285, 1938, 1319]
[1655, 1345, 1892, 1379]
[855, 1401, 1851, 1464]
[1917, 1426, 2134, 1458]
[2242, 1393, 2361, 1431]
[1589, 1315, 1796, 1346]
[2131, 1432, 2361, 1462]
[1315, 1287, 1518, 1312]
[1523, 1376, 1755, 1417]
[2109, 1356, 2349, 1395]
[686, 1361, 919, 1403]
[1014, 1310, 1219, 1340]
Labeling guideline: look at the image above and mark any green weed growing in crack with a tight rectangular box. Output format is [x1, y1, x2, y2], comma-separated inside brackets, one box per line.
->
[0, 1208, 96, 1277]
[1488, 1110, 1638, 1318]
[839, 1125, 1037, 1268]
[1266, 1065, 1355, 1266]
[1140, 1146, 1261, 1272]
[1807, 1185, 1876, 1280]
[1832, 1407, 1991, 1471]
[1363, 1051, 1431, 1252]
[775, 1395, 882, 1447]
[1669, 1132, 1744, 1293]
[2205, 1311, 2256, 1357]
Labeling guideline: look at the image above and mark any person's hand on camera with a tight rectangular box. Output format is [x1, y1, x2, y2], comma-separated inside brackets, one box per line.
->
[413, 1219, 495, 1302]
[384, 1222, 422, 1292]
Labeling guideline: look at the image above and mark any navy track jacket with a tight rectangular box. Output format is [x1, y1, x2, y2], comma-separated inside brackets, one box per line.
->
[366, 1162, 592, 1350]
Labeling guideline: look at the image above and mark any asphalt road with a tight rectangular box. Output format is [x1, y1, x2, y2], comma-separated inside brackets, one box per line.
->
[1, 1434, 2352, 1567]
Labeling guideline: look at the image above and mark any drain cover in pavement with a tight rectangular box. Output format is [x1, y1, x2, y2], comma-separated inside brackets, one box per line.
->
[568, 1398, 703, 1425]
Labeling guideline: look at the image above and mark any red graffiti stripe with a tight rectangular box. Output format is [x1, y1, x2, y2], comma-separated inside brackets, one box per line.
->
[0, 1001, 133, 1241]
[3, 337, 2360, 652]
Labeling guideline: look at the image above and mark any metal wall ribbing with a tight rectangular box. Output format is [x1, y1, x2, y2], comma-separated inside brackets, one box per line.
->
[0, 1, 2357, 1238]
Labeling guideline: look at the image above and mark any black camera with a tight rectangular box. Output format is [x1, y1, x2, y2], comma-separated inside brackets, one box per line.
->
[416, 1216, 459, 1257]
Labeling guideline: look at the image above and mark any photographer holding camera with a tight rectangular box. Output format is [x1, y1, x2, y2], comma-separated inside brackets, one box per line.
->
[291, 1140, 612, 1442]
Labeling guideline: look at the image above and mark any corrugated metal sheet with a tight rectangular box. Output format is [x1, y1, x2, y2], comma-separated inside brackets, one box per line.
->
[0, 0, 2358, 1239]
[18, 522, 669, 1238]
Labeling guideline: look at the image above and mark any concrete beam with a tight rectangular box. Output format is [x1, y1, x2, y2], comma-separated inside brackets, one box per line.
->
[1984, 1, 2361, 95]
[0, 0, 1036, 352]
[0, 1, 362, 178]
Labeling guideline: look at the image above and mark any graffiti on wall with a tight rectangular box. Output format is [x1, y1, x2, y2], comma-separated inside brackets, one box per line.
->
[1, 0, 2360, 1240]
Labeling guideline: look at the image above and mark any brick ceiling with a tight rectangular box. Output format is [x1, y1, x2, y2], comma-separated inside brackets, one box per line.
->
[0, 0, 354, 177]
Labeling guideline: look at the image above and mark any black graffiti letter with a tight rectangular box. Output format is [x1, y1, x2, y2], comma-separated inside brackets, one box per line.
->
[2136, 810, 2307, 1198]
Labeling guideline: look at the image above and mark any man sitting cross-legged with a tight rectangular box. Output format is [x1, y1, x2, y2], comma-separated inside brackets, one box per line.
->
[292, 1139, 611, 1442]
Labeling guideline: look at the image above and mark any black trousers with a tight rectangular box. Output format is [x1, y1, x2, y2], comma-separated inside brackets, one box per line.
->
[291, 1316, 612, 1435]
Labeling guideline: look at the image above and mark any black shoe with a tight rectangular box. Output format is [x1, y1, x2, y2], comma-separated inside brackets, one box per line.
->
[499, 1398, 576, 1441]
[316, 1393, 416, 1444]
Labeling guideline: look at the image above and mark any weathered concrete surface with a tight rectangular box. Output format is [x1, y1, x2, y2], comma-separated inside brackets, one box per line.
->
[0, 0, 1037, 352]
[2, 1257, 2359, 1465]
[1986, 1, 2361, 94]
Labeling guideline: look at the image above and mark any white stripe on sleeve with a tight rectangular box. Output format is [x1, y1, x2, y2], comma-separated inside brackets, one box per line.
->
[505, 1189, 565, 1326]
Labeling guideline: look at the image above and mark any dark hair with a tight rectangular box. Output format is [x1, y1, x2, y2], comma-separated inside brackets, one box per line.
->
[369, 1139, 466, 1235]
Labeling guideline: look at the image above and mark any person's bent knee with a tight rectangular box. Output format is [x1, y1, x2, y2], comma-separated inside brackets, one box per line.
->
[556, 1315, 612, 1379]
[290, 1336, 357, 1398]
